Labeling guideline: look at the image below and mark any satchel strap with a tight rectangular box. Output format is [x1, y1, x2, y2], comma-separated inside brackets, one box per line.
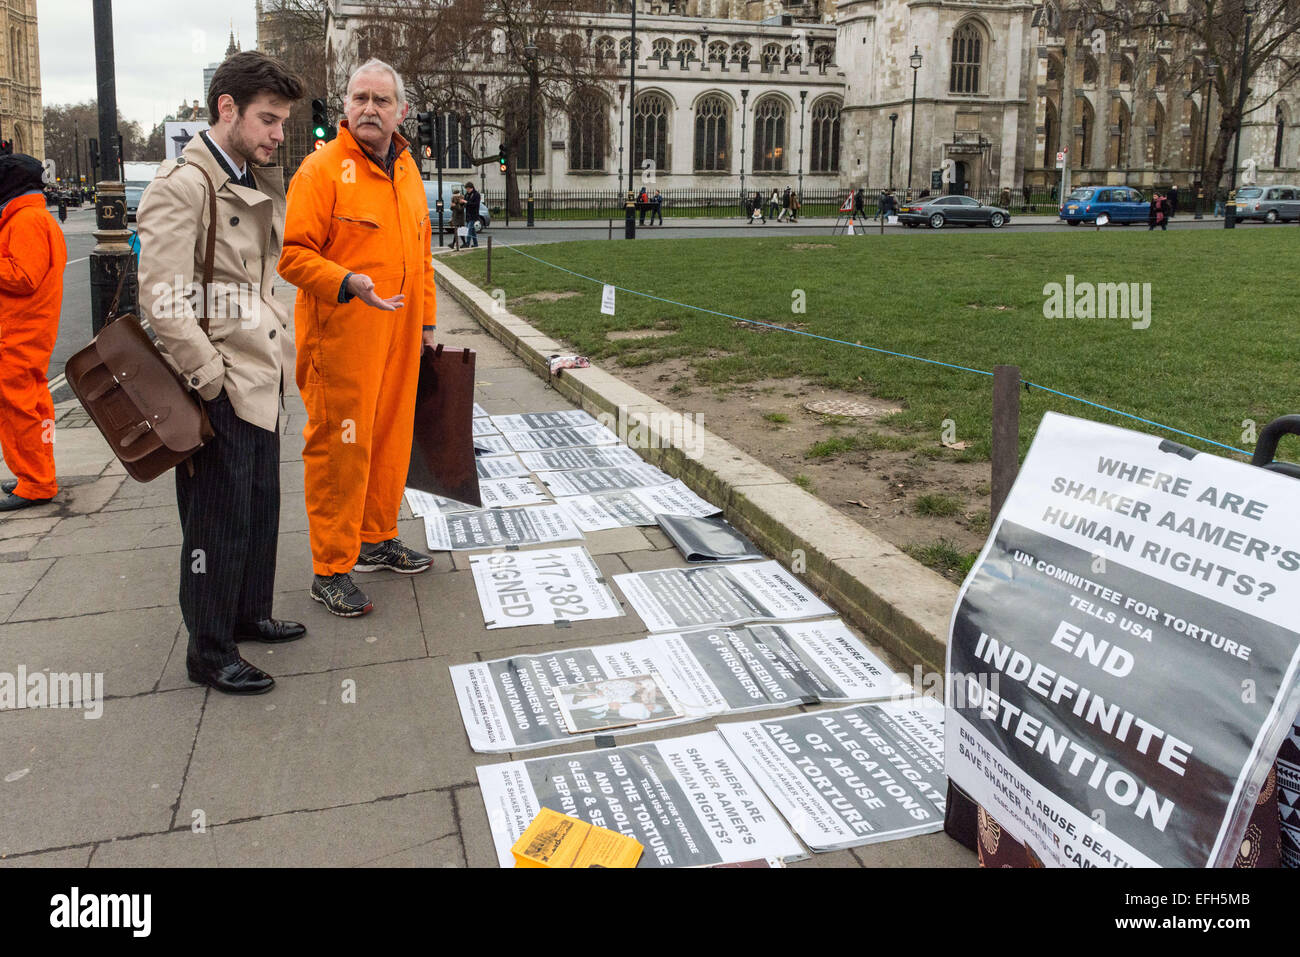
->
[108, 162, 219, 336]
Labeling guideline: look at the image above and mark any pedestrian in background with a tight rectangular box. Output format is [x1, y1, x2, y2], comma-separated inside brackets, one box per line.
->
[449, 186, 465, 250]
[748, 191, 765, 224]
[463, 180, 481, 247]
[789, 190, 801, 222]
[1148, 191, 1169, 231]
[650, 189, 663, 225]
[637, 185, 649, 226]
[1168, 184, 1179, 219]
[853, 187, 867, 224]
[768, 188, 780, 221]
[0, 154, 66, 512]
[778, 185, 792, 222]
[137, 50, 306, 694]
[279, 58, 437, 618]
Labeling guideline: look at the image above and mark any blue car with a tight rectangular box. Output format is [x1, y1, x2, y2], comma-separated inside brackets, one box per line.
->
[1059, 186, 1151, 225]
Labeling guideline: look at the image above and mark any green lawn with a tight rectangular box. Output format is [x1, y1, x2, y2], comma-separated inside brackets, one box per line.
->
[445, 229, 1299, 462]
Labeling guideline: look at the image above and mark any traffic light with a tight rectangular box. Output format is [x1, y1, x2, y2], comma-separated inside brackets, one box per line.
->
[88, 137, 100, 174]
[311, 98, 329, 150]
[0, 139, 11, 156]
[416, 112, 435, 159]
[498, 146, 508, 173]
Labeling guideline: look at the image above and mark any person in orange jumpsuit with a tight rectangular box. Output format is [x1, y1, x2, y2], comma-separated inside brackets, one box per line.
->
[279, 58, 436, 617]
[0, 154, 67, 511]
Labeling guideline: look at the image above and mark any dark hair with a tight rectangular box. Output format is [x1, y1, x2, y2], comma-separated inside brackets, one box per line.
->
[207, 51, 305, 123]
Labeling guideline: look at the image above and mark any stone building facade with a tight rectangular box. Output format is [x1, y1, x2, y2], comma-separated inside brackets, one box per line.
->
[2, 0, 43, 158]
[312, 0, 1299, 194]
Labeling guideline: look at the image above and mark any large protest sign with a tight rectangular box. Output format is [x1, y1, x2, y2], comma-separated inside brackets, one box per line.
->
[469, 546, 624, 629]
[518, 446, 645, 472]
[477, 732, 807, 867]
[536, 464, 675, 496]
[451, 619, 906, 752]
[502, 425, 620, 452]
[557, 482, 720, 531]
[721, 699, 947, 851]
[423, 505, 583, 551]
[615, 561, 834, 632]
[946, 412, 1300, 868]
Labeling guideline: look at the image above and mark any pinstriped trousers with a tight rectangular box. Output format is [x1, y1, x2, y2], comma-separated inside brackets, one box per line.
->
[175, 392, 280, 669]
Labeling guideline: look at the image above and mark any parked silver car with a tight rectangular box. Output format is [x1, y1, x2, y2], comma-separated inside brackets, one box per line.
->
[1232, 185, 1300, 223]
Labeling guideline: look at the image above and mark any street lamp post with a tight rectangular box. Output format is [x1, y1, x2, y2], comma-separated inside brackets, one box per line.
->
[908, 46, 922, 198]
[626, 0, 638, 239]
[1225, 7, 1254, 229]
[1196, 59, 1216, 220]
[90, 0, 134, 335]
[888, 112, 898, 191]
[618, 82, 626, 187]
[477, 81, 487, 211]
[524, 40, 537, 227]
[740, 88, 749, 207]
[797, 90, 807, 199]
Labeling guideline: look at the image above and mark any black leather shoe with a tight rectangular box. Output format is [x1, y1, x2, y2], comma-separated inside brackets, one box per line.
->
[187, 657, 275, 695]
[0, 490, 54, 511]
[234, 618, 306, 643]
[1, 479, 15, 493]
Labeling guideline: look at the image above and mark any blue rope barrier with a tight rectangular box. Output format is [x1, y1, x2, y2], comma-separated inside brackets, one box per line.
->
[490, 242, 1251, 457]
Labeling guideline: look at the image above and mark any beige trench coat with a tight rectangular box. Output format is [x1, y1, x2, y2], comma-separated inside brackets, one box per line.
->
[136, 135, 292, 432]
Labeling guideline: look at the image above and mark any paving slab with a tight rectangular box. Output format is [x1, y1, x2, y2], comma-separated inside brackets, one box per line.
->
[179, 657, 481, 823]
[0, 847, 94, 867]
[0, 688, 205, 857]
[10, 544, 178, 620]
[91, 791, 462, 868]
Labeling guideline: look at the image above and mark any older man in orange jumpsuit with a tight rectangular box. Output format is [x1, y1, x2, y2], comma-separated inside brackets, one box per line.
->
[0, 154, 67, 511]
[279, 58, 436, 617]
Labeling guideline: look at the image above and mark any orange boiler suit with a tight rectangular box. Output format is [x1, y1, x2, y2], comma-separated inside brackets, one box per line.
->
[0, 193, 67, 500]
[279, 122, 435, 575]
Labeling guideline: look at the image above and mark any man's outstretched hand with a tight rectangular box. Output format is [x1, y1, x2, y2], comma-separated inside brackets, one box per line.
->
[347, 273, 405, 311]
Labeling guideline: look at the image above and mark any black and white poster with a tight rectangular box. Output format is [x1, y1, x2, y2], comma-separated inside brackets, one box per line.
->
[473, 435, 514, 456]
[469, 546, 624, 629]
[473, 417, 500, 436]
[502, 425, 620, 452]
[406, 478, 548, 517]
[536, 464, 675, 497]
[557, 481, 720, 531]
[946, 412, 1300, 868]
[473, 402, 488, 418]
[720, 698, 947, 851]
[614, 561, 835, 632]
[423, 505, 583, 551]
[518, 446, 645, 472]
[476, 732, 807, 867]
[491, 410, 600, 432]
[450, 619, 906, 752]
[476, 454, 531, 479]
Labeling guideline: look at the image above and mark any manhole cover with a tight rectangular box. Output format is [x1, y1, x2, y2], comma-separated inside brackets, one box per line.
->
[804, 398, 899, 418]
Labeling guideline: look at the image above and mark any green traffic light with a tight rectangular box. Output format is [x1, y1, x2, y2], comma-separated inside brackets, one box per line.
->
[313, 126, 326, 138]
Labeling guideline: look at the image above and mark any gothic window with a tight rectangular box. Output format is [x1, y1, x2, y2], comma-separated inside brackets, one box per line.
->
[634, 92, 670, 173]
[1148, 98, 1164, 165]
[813, 45, 833, 71]
[595, 36, 615, 60]
[1044, 99, 1059, 167]
[1075, 96, 1094, 161]
[675, 40, 697, 64]
[504, 95, 544, 171]
[950, 22, 983, 93]
[442, 114, 473, 169]
[1119, 56, 1134, 86]
[652, 37, 673, 66]
[708, 41, 728, 64]
[1109, 98, 1131, 167]
[761, 43, 781, 72]
[694, 94, 730, 171]
[1082, 54, 1099, 85]
[810, 97, 841, 172]
[568, 89, 608, 171]
[751, 95, 788, 171]
[731, 42, 751, 67]
[783, 44, 802, 68]
[619, 37, 641, 64]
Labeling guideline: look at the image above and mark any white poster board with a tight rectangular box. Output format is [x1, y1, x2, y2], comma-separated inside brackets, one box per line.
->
[469, 546, 623, 629]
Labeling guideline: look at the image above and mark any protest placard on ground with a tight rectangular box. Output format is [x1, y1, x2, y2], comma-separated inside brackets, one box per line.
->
[475, 455, 531, 479]
[501, 425, 620, 452]
[535, 464, 675, 496]
[557, 481, 719, 531]
[469, 546, 624, 629]
[614, 560, 834, 632]
[518, 446, 645, 472]
[720, 698, 947, 851]
[423, 505, 583, 551]
[406, 478, 548, 517]
[477, 732, 807, 867]
[491, 410, 600, 432]
[946, 412, 1300, 868]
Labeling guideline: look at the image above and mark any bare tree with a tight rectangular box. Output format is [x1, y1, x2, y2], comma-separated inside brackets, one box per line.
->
[43, 102, 147, 182]
[356, 0, 616, 213]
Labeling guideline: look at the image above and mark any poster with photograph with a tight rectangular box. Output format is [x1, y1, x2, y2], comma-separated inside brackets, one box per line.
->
[164, 121, 209, 159]
[423, 505, 583, 551]
[476, 732, 807, 868]
[476, 454, 531, 479]
[501, 424, 621, 452]
[720, 698, 947, 851]
[469, 546, 624, 629]
[519, 446, 645, 472]
[536, 464, 675, 497]
[557, 481, 719, 531]
[554, 672, 683, 734]
[614, 561, 834, 632]
[450, 619, 905, 752]
[946, 412, 1300, 868]
[491, 410, 600, 432]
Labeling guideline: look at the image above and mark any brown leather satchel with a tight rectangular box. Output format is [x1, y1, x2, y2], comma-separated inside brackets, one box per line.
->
[406, 344, 482, 507]
[66, 163, 220, 483]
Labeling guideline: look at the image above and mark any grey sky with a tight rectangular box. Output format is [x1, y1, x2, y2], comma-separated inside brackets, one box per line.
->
[38, 1, 259, 129]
